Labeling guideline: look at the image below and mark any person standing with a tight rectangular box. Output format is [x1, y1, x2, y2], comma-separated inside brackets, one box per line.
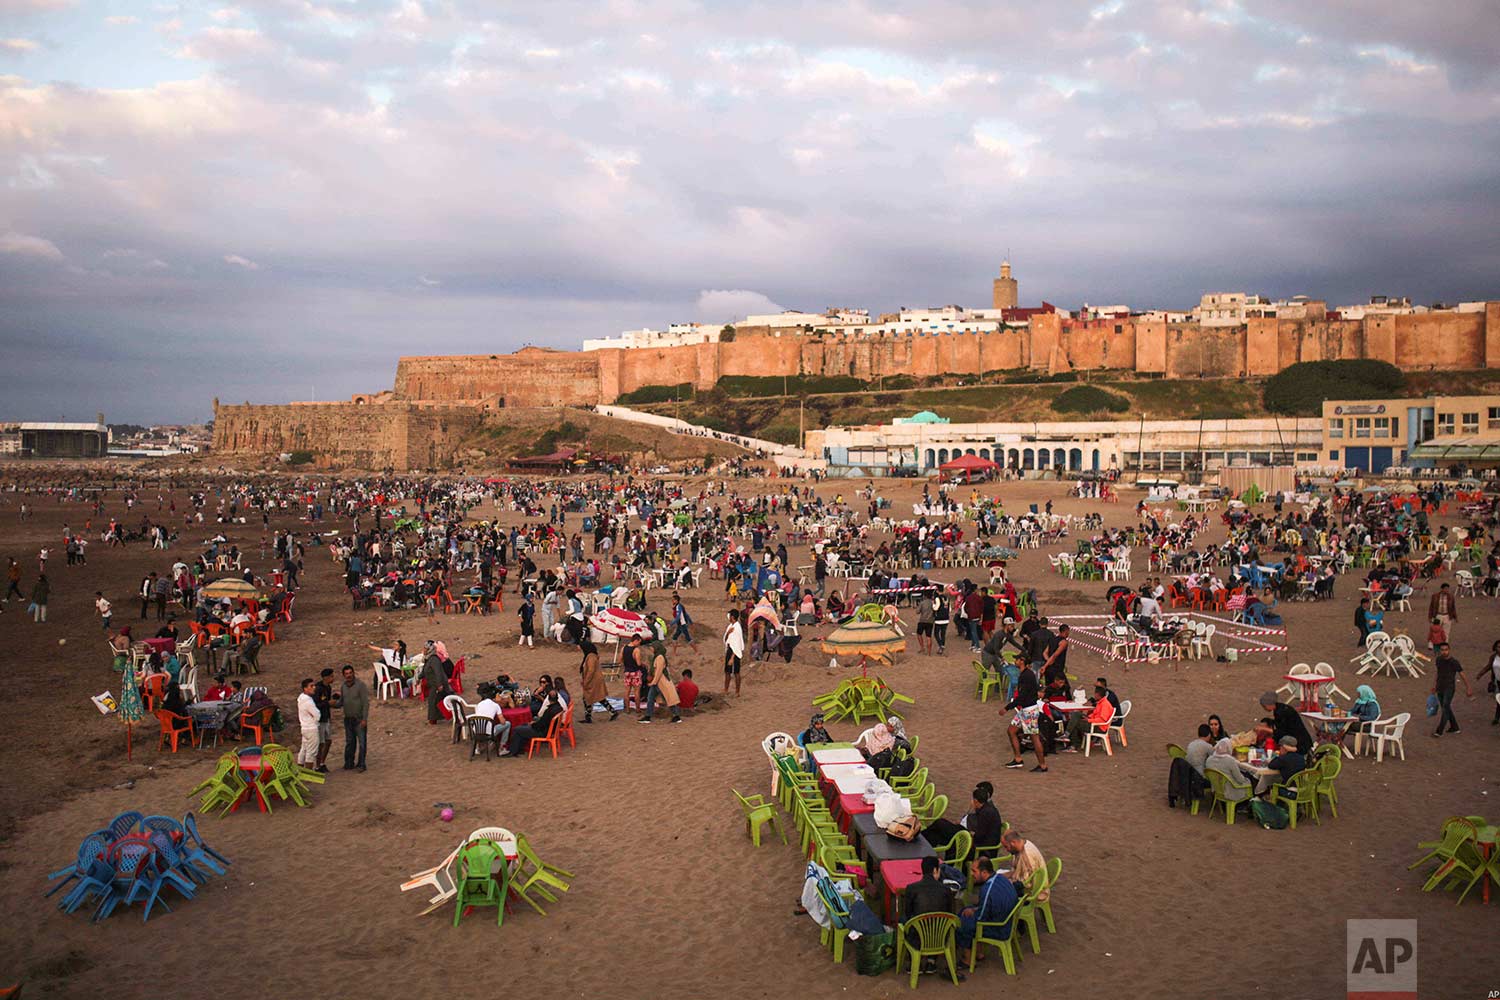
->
[313, 667, 335, 772]
[670, 593, 697, 650]
[140, 573, 155, 620]
[1428, 582, 1458, 644]
[28, 574, 48, 623]
[1354, 597, 1372, 646]
[95, 592, 112, 631]
[641, 641, 682, 724]
[915, 591, 935, 656]
[517, 592, 536, 647]
[931, 589, 950, 655]
[577, 636, 617, 723]
[421, 647, 450, 724]
[295, 678, 320, 769]
[1432, 641, 1475, 737]
[336, 664, 372, 771]
[1477, 640, 1500, 726]
[723, 607, 745, 696]
[5, 558, 22, 604]
[153, 572, 171, 621]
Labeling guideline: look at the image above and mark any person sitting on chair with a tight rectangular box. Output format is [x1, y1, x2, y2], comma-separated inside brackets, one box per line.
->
[800, 713, 834, 747]
[902, 856, 957, 957]
[957, 855, 1017, 968]
[472, 683, 513, 753]
[1060, 682, 1115, 752]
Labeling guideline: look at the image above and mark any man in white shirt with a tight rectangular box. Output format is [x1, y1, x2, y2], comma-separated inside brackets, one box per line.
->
[472, 683, 513, 756]
[95, 592, 112, 630]
[1136, 590, 1162, 623]
[723, 608, 746, 697]
[296, 677, 321, 766]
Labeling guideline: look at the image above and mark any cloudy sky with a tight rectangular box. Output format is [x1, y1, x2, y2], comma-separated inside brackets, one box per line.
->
[2, 1, 1498, 423]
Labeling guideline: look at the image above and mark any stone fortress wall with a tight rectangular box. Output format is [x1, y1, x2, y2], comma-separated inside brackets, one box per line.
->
[213, 301, 1500, 469]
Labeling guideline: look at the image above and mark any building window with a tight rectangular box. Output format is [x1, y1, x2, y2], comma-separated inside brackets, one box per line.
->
[1328, 450, 1339, 461]
[1373, 416, 1390, 438]
[1438, 413, 1455, 435]
[1488, 406, 1500, 430]
[1462, 412, 1479, 434]
[1328, 418, 1344, 439]
[1296, 452, 1317, 462]
[1354, 418, 1372, 439]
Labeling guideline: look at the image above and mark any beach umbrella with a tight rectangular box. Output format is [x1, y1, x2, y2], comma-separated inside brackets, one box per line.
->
[1360, 485, 1388, 494]
[820, 620, 907, 676]
[588, 608, 653, 638]
[1333, 480, 1358, 488]
[118, 668, 145, 761]
[747, 601, 781, 631]
[199, 577, 264, 599]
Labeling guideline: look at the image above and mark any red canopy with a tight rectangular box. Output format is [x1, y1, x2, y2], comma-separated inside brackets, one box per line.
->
[938, 454, 997, 471]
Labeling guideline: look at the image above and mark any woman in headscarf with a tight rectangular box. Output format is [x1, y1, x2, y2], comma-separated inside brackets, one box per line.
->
[1348, 685, 1381, 741]
[577, 637, 617, 723]
[887, 715, 912, 753]
[855, 722, 894, 759]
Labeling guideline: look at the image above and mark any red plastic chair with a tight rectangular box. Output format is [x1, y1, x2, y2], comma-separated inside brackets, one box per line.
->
[558, 704, 576, 749]
[142, 673, 167, 710]
[449, 657, 466, 695]
[155, 709, 197, 752]
[276, 594, 295, 622]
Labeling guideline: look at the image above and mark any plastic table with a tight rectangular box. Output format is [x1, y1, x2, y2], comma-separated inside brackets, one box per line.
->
[1283, 674, 1335, 712]
[863, 833, 935, 871]
[823, 765, 879, 796]
[879, 859, 927, 923]
[1301, 711, 1357, 759]
[810, 747, 865, 768]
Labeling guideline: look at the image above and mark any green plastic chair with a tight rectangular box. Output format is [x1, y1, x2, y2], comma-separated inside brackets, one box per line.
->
[188, 754, 246, 815]
[1165, 743, 1187, 760]
[967, 897, 1023, 975]
[452, 840, 506, 927]
[913, 794, 948, 825]
[890, 767, 928, 796]
[260, 749, 309, 808]
[933, 829, 972, 866]
[1409, 818, 1478, 873]
[895, 911, 960, 988]
[1314, 753, 1342, 818]
[1421, 833, 1486, 900]
[1268, 770, 1321, 829]
[1036, 857, 1061, 934]
[1012, 868, 1048, 955]
[1204, 768, 1252, 825]
[510, 833, 573, 916]
[733, 789, 785, 848]
[815, 875, 854, 963]
[973, 660, 1003, 702]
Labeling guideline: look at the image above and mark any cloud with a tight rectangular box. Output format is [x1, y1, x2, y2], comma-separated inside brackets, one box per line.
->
[695, 290, 787, 323]
[222, 254, 259, 270]
[0, 38, 39, 53]
[104, 15, 137, 26]
[0, 230, 63, 260]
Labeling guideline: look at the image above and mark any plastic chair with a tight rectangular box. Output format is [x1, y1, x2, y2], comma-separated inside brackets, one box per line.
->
[526, 711, 566, 760]
[1409, 817, 1477, 873]
[973, 660, 1003, 703]
[1036, 856, 1061, 934]
[46, 832, 108, 900]
[894, 911, 960, 988]
[511, 833, 574, 916]
[1108, 700, 1131, 747]
[1012, 866, 1049, 954]
[967, 896, 1023, 975]
[1367, 712, 1410, 762]
[1204, 769, 1251, 825]
[374, 664, 404, 701]
[932, 829, 972, 866]
[814, 871, 853, 964]
[558, 704, 576, 749]
[155, 709, 197, 753]
[240, 707, 273, 746]
[108, 811, 143, 840]
[1314, 752, 1342, 818]
[260, 749, 310, 807]
[452, 840, 506, 927]
[180, 812, 230, 877]
[467, 715, 499, 761]
[1268, 769, 1321, 829]
[733, 788, 785, 848]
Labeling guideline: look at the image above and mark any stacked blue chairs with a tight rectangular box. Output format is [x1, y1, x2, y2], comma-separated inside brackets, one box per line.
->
[180, 813, 230, 878]
[48, 811, 231, 922]
[46, 831, 108, 900]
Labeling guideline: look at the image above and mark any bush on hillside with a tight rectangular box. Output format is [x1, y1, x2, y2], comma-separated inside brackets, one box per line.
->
[1050, 385, 1130, 414]
[617, 382, 693, 405]
[1262, 360, 1405, 416]
[286, 451, 314, 466]
[717, 374, 869, 397]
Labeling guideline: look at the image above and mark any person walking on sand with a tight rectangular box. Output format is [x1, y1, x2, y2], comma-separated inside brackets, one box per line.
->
[670, 593, 697, 651]
[5, 557, 23, 604]
[578, 636, 618, 723]
[1428, 582, 1458, 644]
[335, 664, 372, 771]
[1432, 641, 1475, 737]
[723, 607, 745, 696]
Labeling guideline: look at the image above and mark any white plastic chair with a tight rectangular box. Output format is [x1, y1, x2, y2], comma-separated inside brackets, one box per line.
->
[1311, 661, 1349, 700]
[401, 842, 461, 908]
[180, 666, 200, 702]
[1190, 623, 1216, 660]
[1456, 570, 1476, 597]
[1367, 711, 1410, 762]
[1108, 699, 1131, 747]
[1083, 715, 1113, 757]
[374, 663, 404, 701]
[1277, 663, 1313, 699]
[762, 731, 798, 795]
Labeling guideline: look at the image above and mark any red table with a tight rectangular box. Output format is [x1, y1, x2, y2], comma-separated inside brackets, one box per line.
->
[230, 753, 274, 813]
[879, 859, 927, 923]
[836, 792, 875, 834]
[1283, 674, 1334, 712]
[142, 637, 177, 654]
[501, 706, 533, 727]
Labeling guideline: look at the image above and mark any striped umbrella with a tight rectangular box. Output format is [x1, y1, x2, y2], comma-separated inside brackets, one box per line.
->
[820, 620, 906, 676]
[588, 608, 654, 638]
[199, 577, 264, 599]
[118, 668, 145, 761]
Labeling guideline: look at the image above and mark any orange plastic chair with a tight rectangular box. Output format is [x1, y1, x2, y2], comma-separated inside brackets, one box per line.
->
[241, 707, 272, 746]
[527, 710, 566, 759]
[142, 673, 166, 710]
[255, 622, 276, 644]
[156, 709, 196, 752]
[558, 704, 576, 749]
[276, 594, 295, 622]
[441, 590, 459, 614]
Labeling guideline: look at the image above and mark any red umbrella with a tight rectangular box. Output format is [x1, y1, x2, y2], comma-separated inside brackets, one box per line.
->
[589, 608, 654, 638]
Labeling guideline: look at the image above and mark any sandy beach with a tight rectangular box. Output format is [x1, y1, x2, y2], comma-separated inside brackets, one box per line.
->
[0, 472, 1494, 1000]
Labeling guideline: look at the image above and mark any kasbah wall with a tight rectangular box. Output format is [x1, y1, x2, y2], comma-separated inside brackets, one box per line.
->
[214, 306, 1498, 468]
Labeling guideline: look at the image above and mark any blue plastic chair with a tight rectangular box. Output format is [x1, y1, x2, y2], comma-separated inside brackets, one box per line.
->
[181, 813, 230, 877]
[108, 811, 143, 840]
[92, 842, 153, 922]
[128, 833, 198, 920]
[60, 858, 116, 915]
[46, 831, 108, 899]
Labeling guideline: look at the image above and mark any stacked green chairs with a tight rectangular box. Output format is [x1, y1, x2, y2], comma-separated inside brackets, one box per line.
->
[1268, 770, 1321, 829]
[510, 833, 573, 915]
[967, 897, 1024, 975]
[452, 839, 506, 927]
[259, 748, 312, 809]
[1204, 768, 1253, 825]
[187, 753, 248, 817]
[894, 912, 961, 988]
[733, 789, 785, 848]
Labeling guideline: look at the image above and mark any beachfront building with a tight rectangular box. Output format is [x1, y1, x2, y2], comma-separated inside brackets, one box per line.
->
[1321, 394, 1500, 472]
[808, 415, 1322, 478]
[0, 419, 110, 458]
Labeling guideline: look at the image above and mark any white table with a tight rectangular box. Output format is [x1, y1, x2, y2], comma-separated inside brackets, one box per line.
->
[810, 747, 865, 767]
[823, 765, 880, 795]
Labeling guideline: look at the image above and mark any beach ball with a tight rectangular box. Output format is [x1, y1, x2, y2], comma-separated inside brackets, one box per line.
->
[58, 638, 67, 645]
[439, 807, 454, 823]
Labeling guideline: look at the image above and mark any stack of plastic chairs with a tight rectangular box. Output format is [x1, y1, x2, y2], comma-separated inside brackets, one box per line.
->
[47, 811, 231, 922]
[188, 753, 249, 816]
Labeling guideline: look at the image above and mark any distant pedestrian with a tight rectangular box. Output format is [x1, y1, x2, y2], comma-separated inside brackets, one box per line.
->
[314, 667, 335, 772]
[95, 591, 111, 631]
[28, 574, 48, 622]
[723, 608, 745, 696]
[296, 677, 320, 768]
[1432, 641, 1474, 737]
[5, 558, 22, 603]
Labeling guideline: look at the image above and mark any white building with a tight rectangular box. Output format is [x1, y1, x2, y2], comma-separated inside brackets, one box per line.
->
[582, 325, 723, 351]
[743, 310, 837, 328]
[1333, 296, 1422, 321]
[808, 416, 1322, 476]
[1193, 292, 1275, 326]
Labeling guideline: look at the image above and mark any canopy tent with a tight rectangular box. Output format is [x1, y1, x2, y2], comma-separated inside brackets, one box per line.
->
[199, 577, 264, 600]
[1407, 439, 1500, 464]
[937, 453, 998, 482]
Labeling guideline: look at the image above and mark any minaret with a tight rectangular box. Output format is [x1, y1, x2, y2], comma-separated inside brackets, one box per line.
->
[992, 260, 1017, 310]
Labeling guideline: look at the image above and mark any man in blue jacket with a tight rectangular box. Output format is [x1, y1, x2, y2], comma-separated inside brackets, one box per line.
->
[958, 855, 1018, 966]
